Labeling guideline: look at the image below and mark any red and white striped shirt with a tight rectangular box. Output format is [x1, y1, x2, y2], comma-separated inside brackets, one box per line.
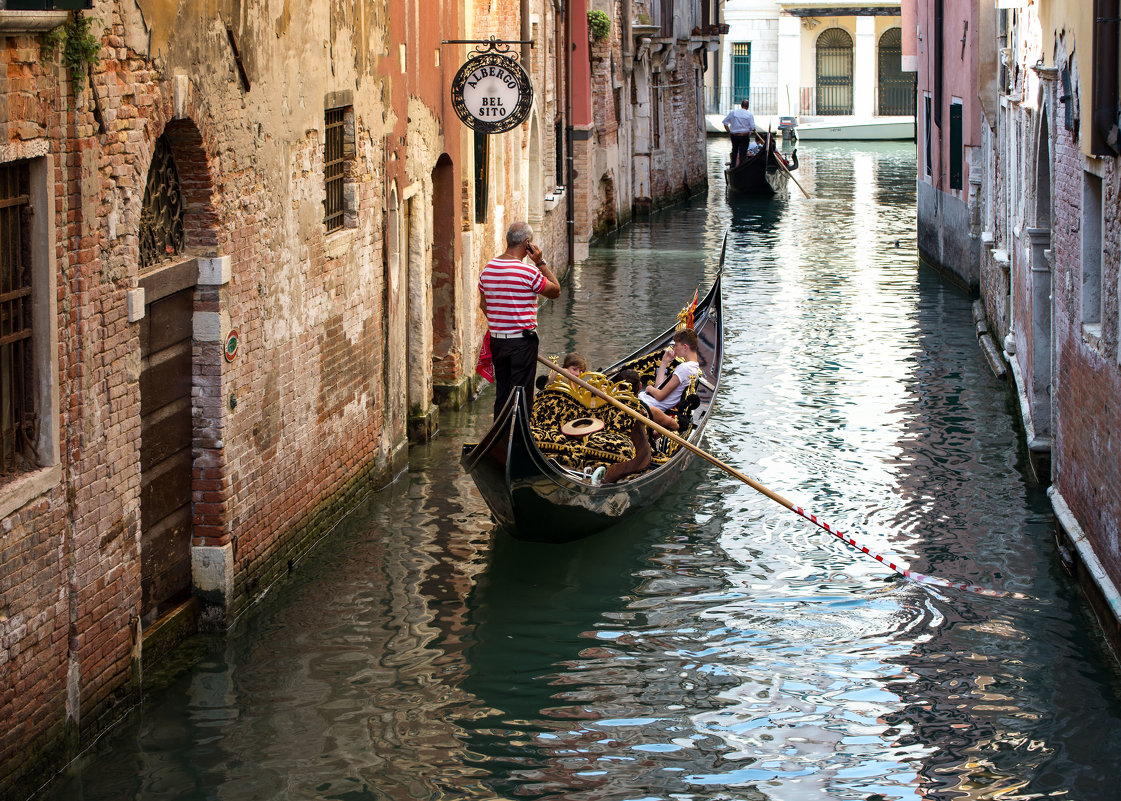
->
[478, 257, 547, 334]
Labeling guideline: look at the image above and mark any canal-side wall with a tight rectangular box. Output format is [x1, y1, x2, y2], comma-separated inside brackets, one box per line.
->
[971, 3, 1121, 660]
[916, 181, 979, 289]
[574, 0, 711, 244]
[911, 0, 982, 291]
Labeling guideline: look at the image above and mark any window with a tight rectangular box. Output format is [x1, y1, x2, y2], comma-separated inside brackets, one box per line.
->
[139, 136, 184, 270]
[0, 156, 58, 503]
[949, 99, 963, 190]
[1091, 0, 1120, 154]
[0, 163, 34, 477]
[323, 97, 355, 233]
[924, 94, 932, 176]
[3, 0, 91, 8]
[652, 83, 662, 150]
[1082, 171, 1103, 331]
[732, 42, 751, 104]
[474, 130, 488, 224]
[816, 29, 854, 115]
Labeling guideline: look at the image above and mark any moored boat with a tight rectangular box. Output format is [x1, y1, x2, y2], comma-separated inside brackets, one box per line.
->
[461, 256, 725, 543]
[725, 132, 798, 195]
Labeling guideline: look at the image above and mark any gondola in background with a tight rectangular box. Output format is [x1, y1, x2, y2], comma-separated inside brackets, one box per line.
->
[724, 130, 799, 196]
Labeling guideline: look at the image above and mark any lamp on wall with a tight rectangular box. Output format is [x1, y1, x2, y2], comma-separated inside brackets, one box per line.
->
[800, 17, 820, 30]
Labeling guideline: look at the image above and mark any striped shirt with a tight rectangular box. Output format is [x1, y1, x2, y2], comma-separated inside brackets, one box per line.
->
[478, 257, 547, 334]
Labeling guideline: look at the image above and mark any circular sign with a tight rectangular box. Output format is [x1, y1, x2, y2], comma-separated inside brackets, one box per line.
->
[451, 52, 533, 133]
[223, 328, 239, 362]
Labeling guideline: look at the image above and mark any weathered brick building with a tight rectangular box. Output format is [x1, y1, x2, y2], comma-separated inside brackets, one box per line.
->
[575, 0, 715, 248]
[0, 0, 717, 794]
[0, 0, 576, 795]
[912, 0, 1121, 656]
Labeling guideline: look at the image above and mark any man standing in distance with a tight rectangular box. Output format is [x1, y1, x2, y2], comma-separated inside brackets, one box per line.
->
[722, 99, 756, 168]
[478, 221, 561, 418]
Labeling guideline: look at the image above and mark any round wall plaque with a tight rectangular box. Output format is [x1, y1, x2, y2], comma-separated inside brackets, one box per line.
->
[224, 328, 240, 362]
[451, 52, 533, 134]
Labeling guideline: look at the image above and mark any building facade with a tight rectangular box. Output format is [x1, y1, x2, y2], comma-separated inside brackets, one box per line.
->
[0, 0, 715, 795]
[710, 1, 911, 125]
[915, 0, 1121, 654]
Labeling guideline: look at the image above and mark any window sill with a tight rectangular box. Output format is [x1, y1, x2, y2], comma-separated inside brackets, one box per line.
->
[0, 10, 68, 33]
[0, 463, 61, 520]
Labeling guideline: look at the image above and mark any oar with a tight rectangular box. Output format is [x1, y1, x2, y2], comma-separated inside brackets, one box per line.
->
[755, 130, 811, 198]
[537, 354, 1023, 599]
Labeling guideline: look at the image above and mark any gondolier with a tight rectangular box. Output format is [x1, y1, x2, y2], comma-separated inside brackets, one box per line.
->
[722, 99, 756, 168]
[479, 221, 562, 418]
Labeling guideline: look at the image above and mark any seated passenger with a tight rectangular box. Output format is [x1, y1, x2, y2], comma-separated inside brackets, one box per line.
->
[562, 352, 587, 387]
[603, 370, 652, 485]
[638, 328, 700, 419]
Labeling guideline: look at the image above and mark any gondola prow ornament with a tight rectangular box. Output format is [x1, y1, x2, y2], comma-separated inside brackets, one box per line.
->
[449, 37, 533, 134]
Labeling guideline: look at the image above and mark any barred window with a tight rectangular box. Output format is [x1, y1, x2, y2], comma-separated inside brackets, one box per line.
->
[0, 162, 35, 477]
[325, 107, 346, 232]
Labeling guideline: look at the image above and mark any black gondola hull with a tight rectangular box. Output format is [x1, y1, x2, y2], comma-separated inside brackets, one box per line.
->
[461, 272, 724, 543]
[725, 140, 796, 195]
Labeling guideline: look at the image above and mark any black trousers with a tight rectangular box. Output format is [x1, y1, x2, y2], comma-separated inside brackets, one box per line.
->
[730, 133, 753, 167]
[490, 330, 539, 419]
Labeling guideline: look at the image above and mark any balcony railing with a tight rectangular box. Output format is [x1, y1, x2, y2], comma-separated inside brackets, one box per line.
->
[706, 85, 778, 116]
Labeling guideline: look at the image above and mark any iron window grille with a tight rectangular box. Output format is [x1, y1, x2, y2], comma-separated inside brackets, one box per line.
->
[0, 161, 35, 478]
[324, 107, 346, 232]
[139, 137, 185, 270]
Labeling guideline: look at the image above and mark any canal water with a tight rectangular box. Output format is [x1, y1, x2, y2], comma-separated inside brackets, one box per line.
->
[41, 141, 1121, 800]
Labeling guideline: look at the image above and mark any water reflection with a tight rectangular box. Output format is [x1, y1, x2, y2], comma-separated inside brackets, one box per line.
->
[37, 140, 1121, 801]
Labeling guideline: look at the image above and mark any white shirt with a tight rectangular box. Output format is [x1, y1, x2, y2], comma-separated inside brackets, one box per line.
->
[722, 107, 756, 134]
[639, 361, 700, 411]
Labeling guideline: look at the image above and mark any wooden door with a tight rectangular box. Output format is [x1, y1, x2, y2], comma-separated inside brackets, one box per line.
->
[139, 264, 195, 627]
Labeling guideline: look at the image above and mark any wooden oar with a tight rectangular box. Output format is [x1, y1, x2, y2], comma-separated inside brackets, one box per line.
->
[538, 354, 794, 505]
[755, 130, 811, 198]
[536, 354, 1023, 599]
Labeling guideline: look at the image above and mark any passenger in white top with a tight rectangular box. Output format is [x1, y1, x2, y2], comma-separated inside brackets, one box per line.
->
[638, 327, 701, 415]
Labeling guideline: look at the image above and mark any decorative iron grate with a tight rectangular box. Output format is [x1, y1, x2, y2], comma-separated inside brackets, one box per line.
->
[325, 107, 346, 232]
[0, 162, 35, 477]
[816, 28, 854, 116]
[139, 137, 185, 270]
[878, 28, 916, 116]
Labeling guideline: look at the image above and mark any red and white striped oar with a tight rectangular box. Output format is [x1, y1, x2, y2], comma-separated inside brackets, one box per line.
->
[539, 354, 1027, 600]
[787, 503, 1025, 598]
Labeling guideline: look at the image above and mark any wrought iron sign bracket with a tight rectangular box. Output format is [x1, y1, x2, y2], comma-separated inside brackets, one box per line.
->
[443, 37, 535, 58]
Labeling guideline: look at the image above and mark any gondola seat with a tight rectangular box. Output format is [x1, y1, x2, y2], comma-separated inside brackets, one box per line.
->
[530, 374, 646, 468]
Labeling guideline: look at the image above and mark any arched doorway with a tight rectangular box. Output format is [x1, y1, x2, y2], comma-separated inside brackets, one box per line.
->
[1028, 109, 1053, 451]
[877, 28, 915, 115]
[137, 132, 194, 628]
[816, 28, 853, 115]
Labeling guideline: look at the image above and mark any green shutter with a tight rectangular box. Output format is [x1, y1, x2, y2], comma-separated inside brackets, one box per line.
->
[949, 102, 963, 189]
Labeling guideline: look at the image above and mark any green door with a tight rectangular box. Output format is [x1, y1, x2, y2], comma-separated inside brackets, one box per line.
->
[732, 42, 751, 105]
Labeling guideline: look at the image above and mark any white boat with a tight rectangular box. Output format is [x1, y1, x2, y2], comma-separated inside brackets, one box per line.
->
[791, 116, 914, 141]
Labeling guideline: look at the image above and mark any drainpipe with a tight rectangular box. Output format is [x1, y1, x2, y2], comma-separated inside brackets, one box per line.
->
[622, 0, 632, 71]
[565, 0, 575, 264]
[521, 0, 532, 70]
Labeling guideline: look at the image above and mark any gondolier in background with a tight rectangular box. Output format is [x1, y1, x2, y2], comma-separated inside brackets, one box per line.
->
[479, 221, 562, 418]
[722, 99, 756, 168]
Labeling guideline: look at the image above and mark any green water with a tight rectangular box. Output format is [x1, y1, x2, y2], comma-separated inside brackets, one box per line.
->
[37, 140, 1121, 801]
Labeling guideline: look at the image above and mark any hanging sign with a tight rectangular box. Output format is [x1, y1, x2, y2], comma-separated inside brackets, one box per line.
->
[451, 52, 533, 134]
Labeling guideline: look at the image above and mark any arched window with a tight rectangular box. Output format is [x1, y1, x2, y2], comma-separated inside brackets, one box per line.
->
[816, 28, 853, 116]
[139, 136, 184, 269]
[877, 28, 916, 115]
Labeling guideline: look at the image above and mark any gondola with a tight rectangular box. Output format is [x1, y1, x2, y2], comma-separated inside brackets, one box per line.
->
[461, 254, 724, 544]
[725, 131, 798, 195]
